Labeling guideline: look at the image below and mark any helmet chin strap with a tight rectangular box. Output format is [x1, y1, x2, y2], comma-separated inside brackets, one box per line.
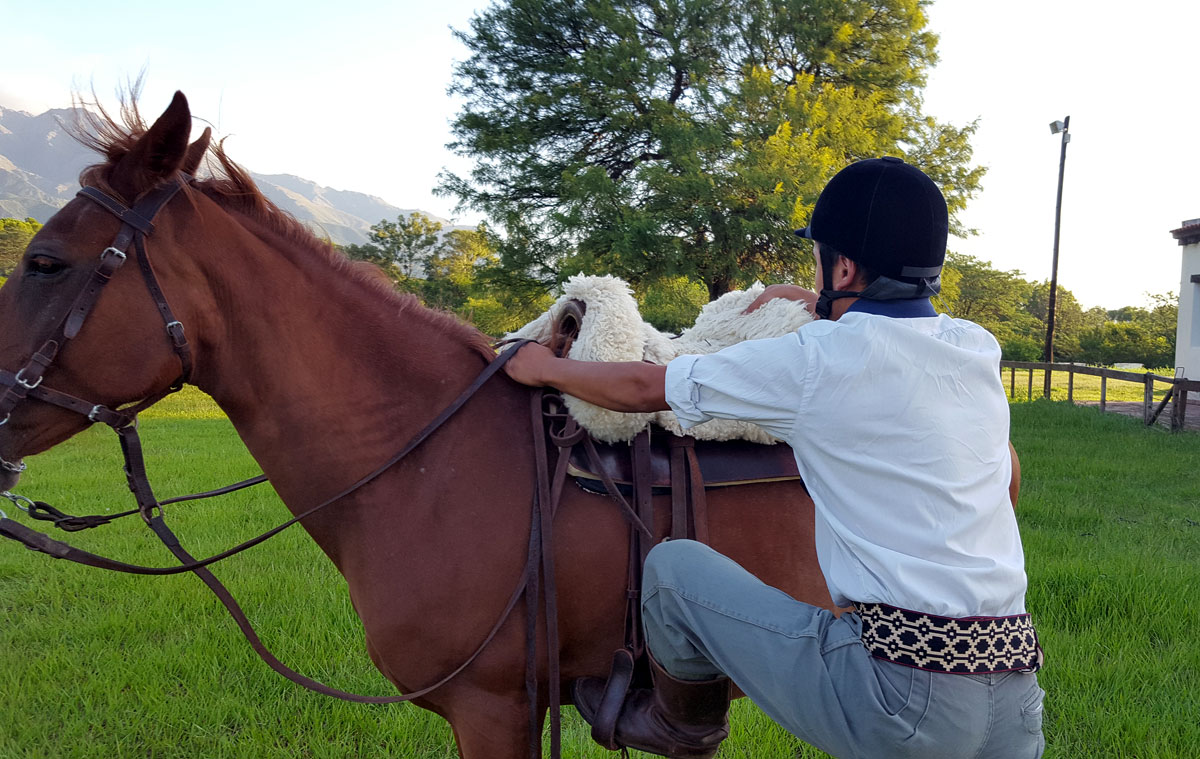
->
[814, 289, 862, 320]
[814, 244, 862, 320]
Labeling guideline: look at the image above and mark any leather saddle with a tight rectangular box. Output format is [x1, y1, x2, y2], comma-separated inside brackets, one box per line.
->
[548, 297, 802, 497]
[569, 430, 801, 495]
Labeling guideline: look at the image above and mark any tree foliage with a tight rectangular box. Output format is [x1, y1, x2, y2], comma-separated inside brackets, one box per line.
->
[443, 0, 983, 298]
[344, 212, 444, 287]
[1077, 293, 1177, 368]
[937, 251, 1178, 367]
[339, 215, 552, 337]
[635, 275, 710, 333]
[0, 217, 42, 276]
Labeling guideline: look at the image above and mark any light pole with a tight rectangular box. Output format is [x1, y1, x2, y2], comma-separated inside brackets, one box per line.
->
[1044, 116, 1070, 396]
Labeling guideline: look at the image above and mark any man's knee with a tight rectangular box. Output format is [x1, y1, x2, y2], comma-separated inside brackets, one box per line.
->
[645, 539, 711, 591]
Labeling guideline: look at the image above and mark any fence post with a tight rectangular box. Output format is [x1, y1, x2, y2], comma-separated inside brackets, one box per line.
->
[1068, 365, 1074, 402]
[1010, 367, 1016, 399]
[1143, 373, 1154, 426]
[1027, 368, 1033, 401]
[1172, 382, 1188, 432]
[1044, 365, 1052, 399]
[1100, 369, 1107, 411]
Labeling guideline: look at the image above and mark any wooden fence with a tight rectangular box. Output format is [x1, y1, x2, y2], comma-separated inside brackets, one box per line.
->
[1000, 361, 1200, 432]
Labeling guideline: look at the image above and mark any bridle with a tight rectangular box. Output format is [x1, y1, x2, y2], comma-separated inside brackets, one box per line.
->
[0, 177, 193, 477]
[0, 175, 564, 755]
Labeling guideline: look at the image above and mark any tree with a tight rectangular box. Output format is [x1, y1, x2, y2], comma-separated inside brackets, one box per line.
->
[636, 276, 709, 333]
[940, 253, 1028, 324]
[443, 0, 983, 298]
[938, 253, 1054, 360]
[422, 226, 496, 312]
[1078, 322, 1172, 368]
[1027, 281, 1084, 360]
[1078, 292, 1177, 368]
[344, 212, 444, 287]
[0, 217, 42, 276]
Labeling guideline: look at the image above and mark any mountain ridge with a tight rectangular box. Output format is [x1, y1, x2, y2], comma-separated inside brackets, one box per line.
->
[0, 104, 463, 244]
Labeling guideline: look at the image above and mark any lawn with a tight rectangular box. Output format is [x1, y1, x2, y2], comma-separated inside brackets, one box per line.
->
[1, 390, 1197, 758]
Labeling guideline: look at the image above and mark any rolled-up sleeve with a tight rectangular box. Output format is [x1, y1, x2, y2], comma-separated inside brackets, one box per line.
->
[663, 334, 808, 441]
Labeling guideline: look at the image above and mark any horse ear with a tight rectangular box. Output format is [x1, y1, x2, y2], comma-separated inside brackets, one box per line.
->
[108, 91, 192, 202]
[181, 126, 212, 176]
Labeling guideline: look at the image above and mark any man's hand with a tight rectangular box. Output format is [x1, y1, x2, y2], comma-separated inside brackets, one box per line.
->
[742, 284, 818, 315]
[502, 342, 557, 387]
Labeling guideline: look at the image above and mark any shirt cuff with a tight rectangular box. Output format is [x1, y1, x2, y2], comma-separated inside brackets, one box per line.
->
[664, 354, 708, 429]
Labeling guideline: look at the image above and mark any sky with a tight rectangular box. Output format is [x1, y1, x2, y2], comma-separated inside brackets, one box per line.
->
[3, 0, 1198, 310]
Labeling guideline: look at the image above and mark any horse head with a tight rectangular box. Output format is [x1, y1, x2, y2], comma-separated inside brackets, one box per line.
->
[0, 92, 210, 489]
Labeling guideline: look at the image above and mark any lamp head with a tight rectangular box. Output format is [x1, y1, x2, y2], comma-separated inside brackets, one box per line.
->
[1049, 120, 1066, 134]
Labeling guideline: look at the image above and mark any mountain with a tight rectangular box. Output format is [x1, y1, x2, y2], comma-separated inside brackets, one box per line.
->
[0, 105, 458, 245]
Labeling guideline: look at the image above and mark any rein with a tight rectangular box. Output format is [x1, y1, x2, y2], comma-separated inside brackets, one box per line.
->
[0, 177, 567, 754]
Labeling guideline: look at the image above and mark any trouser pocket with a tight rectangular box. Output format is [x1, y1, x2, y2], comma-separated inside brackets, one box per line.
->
[1021, 681, 1046, 735]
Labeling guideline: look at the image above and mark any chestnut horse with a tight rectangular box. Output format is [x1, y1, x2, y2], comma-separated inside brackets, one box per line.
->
[0, 93, 833, 758]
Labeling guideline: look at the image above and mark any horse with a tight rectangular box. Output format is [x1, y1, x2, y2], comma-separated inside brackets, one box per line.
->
[0, 92, 834, 758]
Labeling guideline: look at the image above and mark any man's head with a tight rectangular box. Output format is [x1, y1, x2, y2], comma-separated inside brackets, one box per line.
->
[796, 157, 948, 319]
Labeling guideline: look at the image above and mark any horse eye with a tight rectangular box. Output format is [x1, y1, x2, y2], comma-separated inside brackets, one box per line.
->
[25, 256, 67, 277]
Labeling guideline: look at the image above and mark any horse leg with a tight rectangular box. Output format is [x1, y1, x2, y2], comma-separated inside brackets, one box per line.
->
[446, 689, 541, 759]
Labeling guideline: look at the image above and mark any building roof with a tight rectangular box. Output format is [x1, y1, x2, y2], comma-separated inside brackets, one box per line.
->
[1171, 219, 1200, 246]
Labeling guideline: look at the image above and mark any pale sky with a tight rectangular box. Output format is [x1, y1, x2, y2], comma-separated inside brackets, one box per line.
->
[4, 0, 1197, 310]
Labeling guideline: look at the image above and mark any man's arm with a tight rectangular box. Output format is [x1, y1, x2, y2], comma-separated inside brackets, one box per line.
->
[503, 342, 669, 412]
[742, 284, 817, 314]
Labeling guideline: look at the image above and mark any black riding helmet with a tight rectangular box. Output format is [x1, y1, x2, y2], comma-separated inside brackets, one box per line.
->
[795, 157, 948, 319]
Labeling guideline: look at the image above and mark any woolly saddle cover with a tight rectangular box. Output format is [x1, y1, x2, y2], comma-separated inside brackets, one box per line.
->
[504, 274, 813, 444]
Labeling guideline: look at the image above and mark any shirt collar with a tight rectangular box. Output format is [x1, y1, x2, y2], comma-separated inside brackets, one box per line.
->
[846, 298, 937, 318]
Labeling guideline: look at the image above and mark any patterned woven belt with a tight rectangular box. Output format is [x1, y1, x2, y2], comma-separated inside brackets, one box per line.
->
[857, 602, 1041, 674]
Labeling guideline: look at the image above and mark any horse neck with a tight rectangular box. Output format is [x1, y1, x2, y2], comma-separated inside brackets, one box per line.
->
[181, 205, 493, 511]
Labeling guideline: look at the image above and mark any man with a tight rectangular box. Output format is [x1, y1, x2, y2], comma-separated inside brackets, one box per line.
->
[503, 157, 1045, 759]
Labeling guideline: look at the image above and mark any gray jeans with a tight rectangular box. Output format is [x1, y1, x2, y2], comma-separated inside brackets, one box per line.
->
[642, 540, 1046, 759]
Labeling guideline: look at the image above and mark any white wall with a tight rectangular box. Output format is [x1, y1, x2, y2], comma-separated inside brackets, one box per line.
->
[1175, 235, 1200, 378]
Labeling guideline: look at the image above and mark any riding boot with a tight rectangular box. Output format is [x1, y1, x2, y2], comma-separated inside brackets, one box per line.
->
[573, 655, 731, 759]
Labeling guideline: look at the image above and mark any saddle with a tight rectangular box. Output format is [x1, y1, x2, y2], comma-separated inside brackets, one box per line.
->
[570, 431, 801, 495]
[546, 296, 802, 533]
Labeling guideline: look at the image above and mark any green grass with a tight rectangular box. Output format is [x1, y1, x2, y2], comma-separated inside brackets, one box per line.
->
[1, 391, 1197, 757]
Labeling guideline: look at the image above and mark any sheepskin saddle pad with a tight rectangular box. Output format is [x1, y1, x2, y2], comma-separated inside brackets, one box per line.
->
[504, 274, 814, 444]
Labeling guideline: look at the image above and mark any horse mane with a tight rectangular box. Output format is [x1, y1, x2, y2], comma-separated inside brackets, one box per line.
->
[70, 94, 495, 362]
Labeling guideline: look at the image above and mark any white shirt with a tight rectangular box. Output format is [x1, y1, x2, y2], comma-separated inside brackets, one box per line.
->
[664, 305, 1028, 618]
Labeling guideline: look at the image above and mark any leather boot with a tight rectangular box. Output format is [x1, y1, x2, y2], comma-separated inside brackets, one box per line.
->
[573, 655, 731, 759]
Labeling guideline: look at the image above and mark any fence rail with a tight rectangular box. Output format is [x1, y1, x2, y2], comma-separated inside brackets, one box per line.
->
[1000, 361, 1200, 432]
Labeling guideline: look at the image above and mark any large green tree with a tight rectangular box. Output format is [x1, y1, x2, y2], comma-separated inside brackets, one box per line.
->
[939, 253, 1041, 360]
[443, 0, 983, 298]
[344, 212, 444, 286]
[1026, 280, 1085, 360]
[1078, 292, 1177, 368]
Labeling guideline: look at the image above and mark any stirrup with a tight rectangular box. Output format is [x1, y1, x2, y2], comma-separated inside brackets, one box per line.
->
[583, 648, 637, 750]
